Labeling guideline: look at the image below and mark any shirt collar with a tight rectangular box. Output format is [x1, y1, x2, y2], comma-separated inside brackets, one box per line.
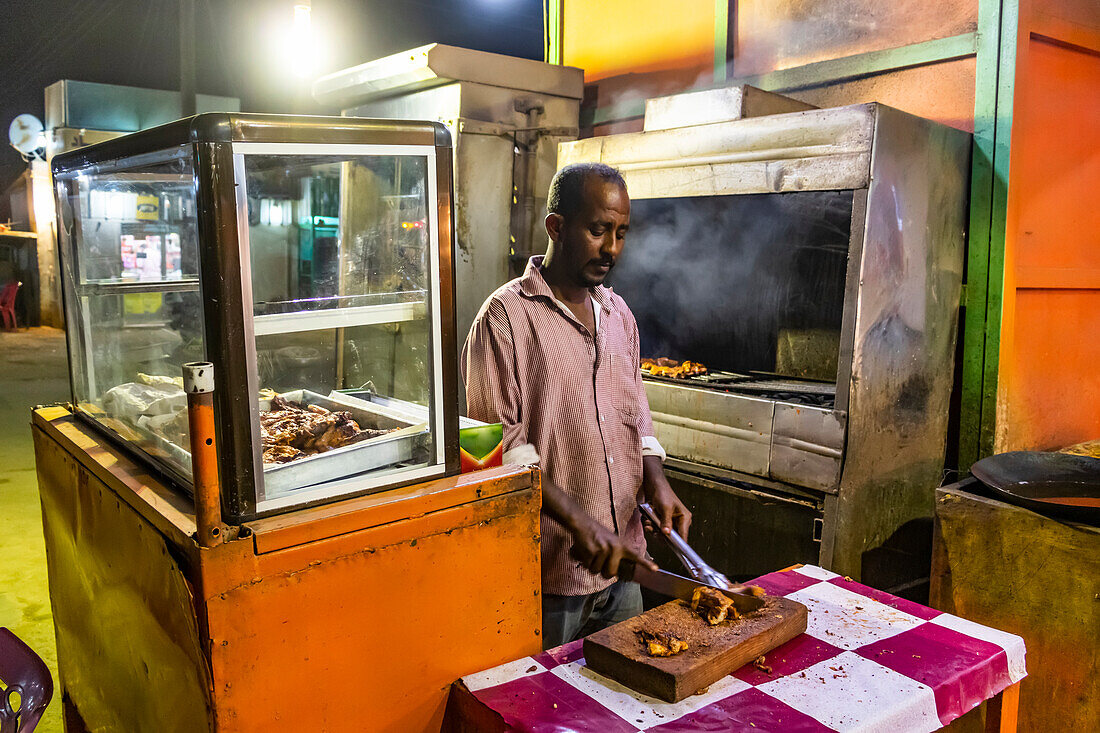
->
[519, 255, 613, 314]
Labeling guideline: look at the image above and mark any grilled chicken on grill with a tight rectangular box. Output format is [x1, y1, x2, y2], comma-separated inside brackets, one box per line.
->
[260, 395, 391, 465]
[641, 358, 708, 379]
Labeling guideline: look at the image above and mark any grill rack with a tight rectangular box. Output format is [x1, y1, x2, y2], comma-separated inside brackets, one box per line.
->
[641, 369, 836, 408]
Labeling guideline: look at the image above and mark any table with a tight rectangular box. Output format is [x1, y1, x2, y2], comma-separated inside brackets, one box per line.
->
[448, 565, 1025, 732]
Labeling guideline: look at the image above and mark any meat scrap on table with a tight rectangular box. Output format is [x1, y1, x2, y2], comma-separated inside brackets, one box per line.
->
[260, 395, 392, 464]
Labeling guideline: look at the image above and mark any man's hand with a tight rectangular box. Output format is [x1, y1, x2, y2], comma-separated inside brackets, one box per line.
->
[568, 512, 657, 579]
[541, 473, 655, 580]
[641, 455, 692, 540]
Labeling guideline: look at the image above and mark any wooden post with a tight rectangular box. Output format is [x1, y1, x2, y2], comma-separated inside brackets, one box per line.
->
[985, 682, 1021, 733]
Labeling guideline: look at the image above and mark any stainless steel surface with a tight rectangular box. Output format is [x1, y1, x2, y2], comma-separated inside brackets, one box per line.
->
[645, 381, 774, 478]
[315, 45, 583, 347]
[644, 381, 845, 493]
[560, 98, 970, 578]
[627, 564, 765, 614]
[251, 299, 425, 336]
[644, 85, 816, 132]
[827, 104, 970, 575]
[558, 104, 876, 199]
[770, 403, 845, 492]
[259, 390, 426, 496]
[312, 43, 584, 108]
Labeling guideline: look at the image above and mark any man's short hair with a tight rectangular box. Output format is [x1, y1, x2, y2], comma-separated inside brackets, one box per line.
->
[546, 163, 627, 220]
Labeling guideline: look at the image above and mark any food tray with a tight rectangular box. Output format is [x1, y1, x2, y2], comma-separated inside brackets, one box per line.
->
[260, 389, 428, 495]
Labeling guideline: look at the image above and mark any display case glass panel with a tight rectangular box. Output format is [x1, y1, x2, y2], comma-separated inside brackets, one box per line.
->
[236, 144, 445, 510]
[52, 115, 457, 520]
[54, 146, 203, 483]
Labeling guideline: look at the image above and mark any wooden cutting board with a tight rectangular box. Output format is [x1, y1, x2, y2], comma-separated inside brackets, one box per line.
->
[583, 595, 807, 703]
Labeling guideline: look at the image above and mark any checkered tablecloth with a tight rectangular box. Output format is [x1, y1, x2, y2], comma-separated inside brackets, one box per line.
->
[459, 565, 1026, 732]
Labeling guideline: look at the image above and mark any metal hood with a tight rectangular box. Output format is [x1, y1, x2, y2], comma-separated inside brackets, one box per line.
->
[312, 43, 585, 108]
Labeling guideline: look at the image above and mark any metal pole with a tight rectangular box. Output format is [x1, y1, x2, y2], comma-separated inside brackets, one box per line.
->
[183, 361, 223, 547]
[180, 0, 197, 117]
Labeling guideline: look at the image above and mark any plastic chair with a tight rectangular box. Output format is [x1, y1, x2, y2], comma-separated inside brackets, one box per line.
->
[0, 281, 20, 330]
[0, 628, 53, 733]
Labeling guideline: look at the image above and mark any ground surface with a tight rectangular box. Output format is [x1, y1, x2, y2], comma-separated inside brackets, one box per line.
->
[0, 327, 68, 733]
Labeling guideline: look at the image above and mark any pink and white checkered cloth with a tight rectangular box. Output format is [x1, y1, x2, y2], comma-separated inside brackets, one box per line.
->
[460, 565, 1026, 732]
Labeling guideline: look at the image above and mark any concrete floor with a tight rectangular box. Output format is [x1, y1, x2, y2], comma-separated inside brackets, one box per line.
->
[0, 327, 69, 733]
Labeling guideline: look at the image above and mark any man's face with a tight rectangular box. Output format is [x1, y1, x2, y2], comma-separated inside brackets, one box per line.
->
[548, 177, 630, 288]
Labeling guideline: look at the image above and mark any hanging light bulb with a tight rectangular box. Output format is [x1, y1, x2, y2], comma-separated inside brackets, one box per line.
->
[289, 1, 314, 79]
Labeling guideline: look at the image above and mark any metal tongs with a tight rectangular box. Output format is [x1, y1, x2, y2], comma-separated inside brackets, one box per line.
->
[638, 502, 747, 594]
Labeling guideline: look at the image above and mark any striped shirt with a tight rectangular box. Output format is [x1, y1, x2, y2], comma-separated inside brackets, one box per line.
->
[462, 256, 662, 596]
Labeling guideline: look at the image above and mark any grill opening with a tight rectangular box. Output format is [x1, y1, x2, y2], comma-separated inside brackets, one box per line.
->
[611, 189, 853, 407]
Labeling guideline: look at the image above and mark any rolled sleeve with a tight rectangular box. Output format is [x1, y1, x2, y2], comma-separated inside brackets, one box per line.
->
[641, 435, 666, 462]
[461, 297, 529, 453]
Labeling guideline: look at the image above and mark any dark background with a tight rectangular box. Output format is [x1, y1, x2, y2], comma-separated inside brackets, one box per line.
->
[0, 0, 545, 195]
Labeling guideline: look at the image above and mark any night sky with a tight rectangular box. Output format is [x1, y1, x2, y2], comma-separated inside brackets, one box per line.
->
[0, 0, 545, 195]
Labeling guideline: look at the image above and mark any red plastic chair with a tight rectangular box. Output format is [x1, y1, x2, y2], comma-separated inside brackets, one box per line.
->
[0, 628, 53, 733]
[0, 281, 20, 330]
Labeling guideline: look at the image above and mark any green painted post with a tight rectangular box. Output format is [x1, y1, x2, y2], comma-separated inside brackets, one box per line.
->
[714, 0, 729, 84]
[959, 0, 1019, 470]
[980, 0, 1021, 460]
[546, 0, 564, 65]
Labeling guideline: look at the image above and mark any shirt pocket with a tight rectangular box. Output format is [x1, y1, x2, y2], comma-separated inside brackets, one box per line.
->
[609, 352, 641, 421]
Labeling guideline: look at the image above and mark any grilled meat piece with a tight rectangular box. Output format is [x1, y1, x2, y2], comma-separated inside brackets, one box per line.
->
[259, 396, 391, 464]
[263, 444, 305, 464]
[641, 357, 708, 379]
[690, 586, 739, 625]
[679, 360, 707, 376]
[637, 630, 689, 657]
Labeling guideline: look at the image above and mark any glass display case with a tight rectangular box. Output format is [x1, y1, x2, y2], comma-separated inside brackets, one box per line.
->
[53, 114, 459, 521]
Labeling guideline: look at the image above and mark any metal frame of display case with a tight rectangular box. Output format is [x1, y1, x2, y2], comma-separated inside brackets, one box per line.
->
[52, 113, 460, 522]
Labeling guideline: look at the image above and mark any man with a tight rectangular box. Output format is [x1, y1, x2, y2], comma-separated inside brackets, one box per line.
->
[462, 162, 691, 649]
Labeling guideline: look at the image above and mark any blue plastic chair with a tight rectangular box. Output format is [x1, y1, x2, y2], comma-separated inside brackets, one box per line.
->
[0, 628, 52, 733]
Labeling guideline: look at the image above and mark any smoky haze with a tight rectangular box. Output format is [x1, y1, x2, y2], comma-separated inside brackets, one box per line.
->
[608, 190, 854, 379]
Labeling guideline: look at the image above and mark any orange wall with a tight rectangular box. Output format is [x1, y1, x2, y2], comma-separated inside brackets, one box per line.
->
[564, 2, 979, 134]
[998, 20, 1100, 451]
[563, 0, 715, 82]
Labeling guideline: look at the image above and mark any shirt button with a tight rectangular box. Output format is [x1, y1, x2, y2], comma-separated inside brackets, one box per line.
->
[607, 456, 614, 465]
[600, 415, 605, 422]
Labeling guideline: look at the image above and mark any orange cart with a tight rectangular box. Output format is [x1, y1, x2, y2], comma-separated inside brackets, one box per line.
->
[35, 114, 543, 731]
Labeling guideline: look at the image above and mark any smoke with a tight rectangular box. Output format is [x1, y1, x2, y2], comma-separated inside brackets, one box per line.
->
[609, 190, 852, 376]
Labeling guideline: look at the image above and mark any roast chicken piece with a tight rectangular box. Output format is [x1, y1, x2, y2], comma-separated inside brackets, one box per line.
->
[259, 396, 391, 465]
[637, 630, 689, 657]
[690, 586, 739, 625]
[640, 357, 708, 379]
[262, 444, 304, 464]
